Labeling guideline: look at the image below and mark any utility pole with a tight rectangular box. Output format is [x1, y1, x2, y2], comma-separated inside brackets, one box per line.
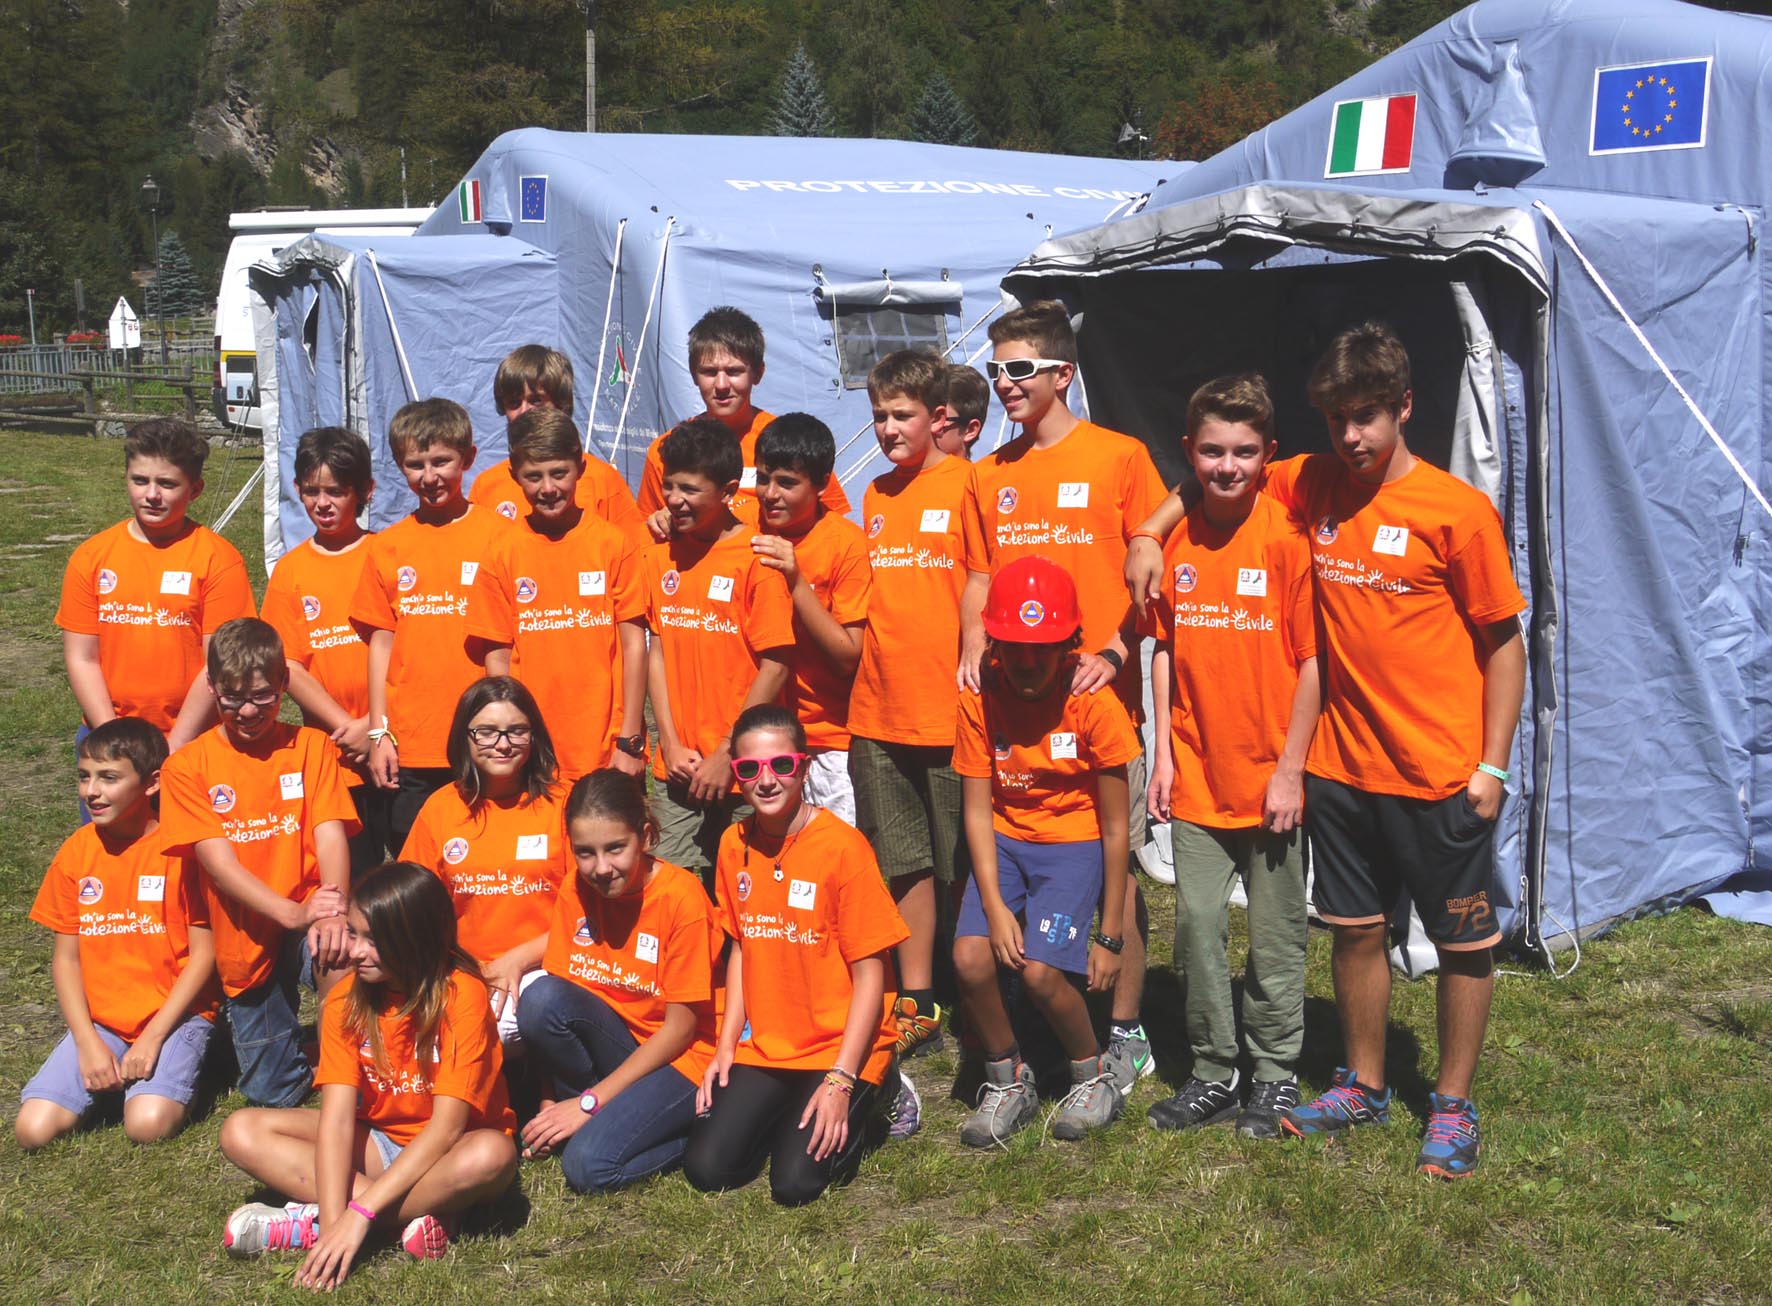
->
[583, 1, 598, 132]
[140, 175, 167, 363]
[400, 147, 409, 208]
[25, 289, 36, 347]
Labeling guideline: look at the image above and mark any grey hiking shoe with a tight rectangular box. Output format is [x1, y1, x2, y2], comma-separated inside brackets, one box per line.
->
[1102, 1024, 1154, 1089]
[1050, 1055, 1124, 1141]
[960, 1057, 1038, 1148]
[1235, 1076, 1300, 1140]
[1147, 1072, 1241, 1133]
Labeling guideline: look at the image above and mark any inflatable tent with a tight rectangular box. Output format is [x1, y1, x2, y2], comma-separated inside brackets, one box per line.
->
[1002, 0, 1771, 949]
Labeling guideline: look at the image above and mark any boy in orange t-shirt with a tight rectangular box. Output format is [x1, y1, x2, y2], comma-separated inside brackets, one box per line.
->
[749, 413, 871, 823]
[57, 419, 256, 760]
[17, 718, 220, 1150]
[642, 416, 795, 879]
[847, 350, 970, 1059]
[468, 345, 648, 544]
[635, 308, 850, 539]
[933, 363, 988, 459]
[159, 619, 357, 1107]
[262, 426, 387, 874]
[952, 558, 1138, 1146]
[1141, 376, 1320, 1141]
[351, 398, 514, 849]
[959, 300, 1169, 1089]
[1125, 324, 1527, 1179]
[466, 408, 648, 784]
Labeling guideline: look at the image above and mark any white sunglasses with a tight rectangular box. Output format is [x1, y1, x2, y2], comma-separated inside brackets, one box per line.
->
[985, 357, 1069, 382]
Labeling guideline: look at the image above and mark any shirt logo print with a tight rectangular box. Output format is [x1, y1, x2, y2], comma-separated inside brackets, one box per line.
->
[1315, 516, 1340, 545]
[515, 576, 538, 604]
[661, 569, 681, 597]
[736, 870, 753, 902]
[302, 595, 322, 621]
[96, 568, 118, 595]
[397, 565, 419, 592]
[573, 916, 595, 945]
[77, 876, 103, 905]
[442, 837, 470, 865]
[992, 732, 1011, 760]
[868, 514, 885, 538]
[996, 486, 1019, 515]
[209, 784, 236, 814]
[497, 500, 519, 521]
[1175, 564, 1198, 594]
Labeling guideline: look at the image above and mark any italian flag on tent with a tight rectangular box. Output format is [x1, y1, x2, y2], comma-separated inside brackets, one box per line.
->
[1325, 94, 1417, 177]
[458, 179, 483, 223]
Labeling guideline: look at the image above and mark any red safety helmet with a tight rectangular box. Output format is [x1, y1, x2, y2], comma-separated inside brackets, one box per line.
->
[982, 555, 1082, 643]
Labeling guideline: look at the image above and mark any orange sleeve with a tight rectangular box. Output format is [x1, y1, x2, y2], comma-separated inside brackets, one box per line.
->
[830, 842, 910, 964]
[261, 560, 311, 666]
[349, 537, 397, 636]
[1260, 456, 1309, 528]
[56, 539, 100, 634]
[1446, 513, 1527, 626]
[1081, 690, 1142, 769]
[637, 437, 667, 516]
[399, 798, 442, 870]
[28, 841, 79, 934]
[710, 831, 743, 940]
[743, 561, 795, 656]
[464, 537, 517, 646]
[177, 852, 211, 929]
[827, 529, 871, 625]
[306, 733, 361, 833]
[951, 689, 991, 779]
[157, 749, 224, 853]
[431, 973, 504, 1105]
[588, 458, 650, 546]
[1285, 538, 1317, 663]
[199, 536, 257, 631]
[611, 535, 647, 623]
[313, 986, 359, 1091]
[1120, 445, 1169, 540]
[655, 889, 715, 1006]
[960, 465, 991, 575]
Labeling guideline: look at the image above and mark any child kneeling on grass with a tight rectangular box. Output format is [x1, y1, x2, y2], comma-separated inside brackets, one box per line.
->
[952, 556, 1140, 1146]
[220, 861, 518, 1290]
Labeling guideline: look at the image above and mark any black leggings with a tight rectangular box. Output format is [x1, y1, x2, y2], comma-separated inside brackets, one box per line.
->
[683, 1064, 895, 1207]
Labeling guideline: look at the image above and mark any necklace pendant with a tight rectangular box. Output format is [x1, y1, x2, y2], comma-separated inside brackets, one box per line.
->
[773, 863, 784, 882]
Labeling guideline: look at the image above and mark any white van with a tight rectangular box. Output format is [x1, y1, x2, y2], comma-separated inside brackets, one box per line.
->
[214, 206, 432, 430]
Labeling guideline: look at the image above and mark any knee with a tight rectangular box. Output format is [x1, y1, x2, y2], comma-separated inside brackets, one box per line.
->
[219, 1107, 266, 1165]
[123, 1097, 187, 1145]
[681, 1128, 739, 1194]
[14, 1103, 71, 1152]
[1435, 945, 1495, 979]
[1020, 960, 1068, 1001]
[1333, 922, 1389, 954]
[953, 937, 994, 984]
[461, 1130, 519, 1189]
[560, 1134, 624, 1196]
[769, 1168, 830, 1208]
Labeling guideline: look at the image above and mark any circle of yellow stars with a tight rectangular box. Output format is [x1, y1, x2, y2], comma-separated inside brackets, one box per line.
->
[1621, 76, 1678, 137]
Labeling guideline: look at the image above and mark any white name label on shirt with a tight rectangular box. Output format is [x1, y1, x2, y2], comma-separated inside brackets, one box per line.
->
[1372, 526, 1410, 557]
[708, 575, 736, 603]
[460, 561, 480, 585]
[515, 833, 550, 861]
[740, 466, 759, 490]
[1236, 568, 1268, 597]
[920, 509, 950, 533]
[579, 570, 607, 596]
[137, 875, 166, 902]
[1056, 482, 1090, 508]
[279, 772, 305, 800]
[1049, 732, 1079, 760]
[160, 570, 193, 596]
[636, 932, 659, 964]
[788, 879, 817, 910]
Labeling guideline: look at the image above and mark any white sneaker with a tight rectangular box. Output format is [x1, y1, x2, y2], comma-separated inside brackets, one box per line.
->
[223, 1201, 320, 1256]
[1136, 831, 1175, 885]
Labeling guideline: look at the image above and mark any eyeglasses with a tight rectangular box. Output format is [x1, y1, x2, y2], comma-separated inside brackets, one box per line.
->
[985, 358, 1068, 383]
[730, 752, 810, 783]
[467, 724, 533, 748]
[216, 688, 281, 712]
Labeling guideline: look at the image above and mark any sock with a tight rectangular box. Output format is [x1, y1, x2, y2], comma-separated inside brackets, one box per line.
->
[902, 988, 936, 1019]
[986, 1043, 1020, 1065]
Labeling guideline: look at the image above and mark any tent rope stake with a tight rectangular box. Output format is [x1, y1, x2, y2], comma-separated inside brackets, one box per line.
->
[1533, 199, 1772, 525]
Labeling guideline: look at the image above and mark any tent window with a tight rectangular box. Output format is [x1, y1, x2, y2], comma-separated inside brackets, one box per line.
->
[815, 276, 959, 390]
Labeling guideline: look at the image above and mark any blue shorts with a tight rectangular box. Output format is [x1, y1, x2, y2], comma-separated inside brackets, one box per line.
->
[956, 833, 1104, 975]
[21, 1011, 213, 1116]
[224, 932, 317, 1108]
[368, 1126, 404, 1169]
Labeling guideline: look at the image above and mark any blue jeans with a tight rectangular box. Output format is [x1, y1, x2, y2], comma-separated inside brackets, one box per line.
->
[224, 934, 315, 1108]
[515, 974, 699, 1194]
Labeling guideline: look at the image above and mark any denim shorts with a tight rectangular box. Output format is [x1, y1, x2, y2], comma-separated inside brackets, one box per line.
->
[368, 1126, 404, 1169]
[223, 932, 316, 1108]
[21, 1012, 213, 1115]
[956, 833, 1104, 974]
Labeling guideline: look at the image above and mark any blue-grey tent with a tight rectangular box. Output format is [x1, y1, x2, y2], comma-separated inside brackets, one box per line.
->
[1002, 0, 1771, 950]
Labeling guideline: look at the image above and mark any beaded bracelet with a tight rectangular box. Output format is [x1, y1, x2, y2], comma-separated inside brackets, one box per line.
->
[823, 1071, 855, 1095]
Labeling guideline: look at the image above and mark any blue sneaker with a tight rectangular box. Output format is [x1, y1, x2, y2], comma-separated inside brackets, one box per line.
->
[1416, 1093, 1481, 1178]
[1280, 1067, 1392, 1137]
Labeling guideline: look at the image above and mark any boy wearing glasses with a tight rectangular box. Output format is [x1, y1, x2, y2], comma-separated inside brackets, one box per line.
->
[642, 415, 796, 884]
[160, 618, 356, 1106]
[958, 300, 1168, 1089]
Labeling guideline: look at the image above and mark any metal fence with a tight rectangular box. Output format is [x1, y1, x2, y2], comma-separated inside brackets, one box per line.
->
[0, 340, 217, 397]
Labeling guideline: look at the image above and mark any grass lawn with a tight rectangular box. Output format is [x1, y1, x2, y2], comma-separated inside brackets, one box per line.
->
[0, 430, 1768, 1303]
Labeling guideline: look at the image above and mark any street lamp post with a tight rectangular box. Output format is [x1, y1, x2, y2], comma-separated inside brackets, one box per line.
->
[140, 175, 166, 362]
[582, 1, 597, 132]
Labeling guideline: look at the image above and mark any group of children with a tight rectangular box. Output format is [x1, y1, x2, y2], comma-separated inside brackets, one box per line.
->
[24, 299, 1525, 1285]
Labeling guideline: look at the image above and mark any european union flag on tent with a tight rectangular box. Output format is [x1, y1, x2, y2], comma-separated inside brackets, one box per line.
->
[520, 174, 548, 223]
[1590, 57, 1710, 155]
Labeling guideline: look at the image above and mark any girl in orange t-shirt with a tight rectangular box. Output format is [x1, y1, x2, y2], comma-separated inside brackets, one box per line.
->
[683, 705, 913, 1207]
[219, 862, 517, 1290]
[400, 676, 570, 1046]
[514, 770, 721, 1194]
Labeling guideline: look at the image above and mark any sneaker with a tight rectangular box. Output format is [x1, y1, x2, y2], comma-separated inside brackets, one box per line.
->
[1136, 833, 1175, 885]
[1235, 1076, 1301, 1140]
[959, 1056, 1038, 1148]
[892, 997, 945, 1059]
[1416, 1093, 1481, 1179]
[401, 1213, 452, 1260]
[887, 1069, 922, 1140]
[1147, 1071, 1241, 1133]
[223, 1201, 320, 1257]
[1102, 1024, 1155, 1088]
[1280, 1067, 1392, 1138]
[1051, 1055, 1125, 1140]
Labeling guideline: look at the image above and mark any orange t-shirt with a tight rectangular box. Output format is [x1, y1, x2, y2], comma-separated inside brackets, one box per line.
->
[641, 531, 795, 784]
[468, 453, 649, 546]
[542, 859, 722, 1087]
[465, 514, 647, 781]
[1262, 455, 1527, 798]
[847, 457, 972, 746]
[1143, 497, 1317, 828]
[30, 822, 220, 1039]
[767, 511, 872, 753]
[636, 408, 853, 521]
[349, 506, 514, 769]
[159, 723, 359, 995]
[316, 970, 516, 1146]
[262, 535, 374, 787]
[56, 521, 256, 730]
[400, 785, 569, 965]
[961, 421, 1167, 716]
[953, 681, 1142, 843]
[712, 810, 908, 1084]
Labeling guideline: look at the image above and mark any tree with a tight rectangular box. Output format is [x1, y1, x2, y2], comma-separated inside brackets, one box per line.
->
[1153, 68, 1291, 162]
[768, 42, 835, 137]
[908, 71, 980, 147]
[146, 231, 204, 320]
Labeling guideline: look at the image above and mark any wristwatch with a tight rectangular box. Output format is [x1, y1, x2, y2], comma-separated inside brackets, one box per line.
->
[1095, 648, 1125, 673]
[613, 734, 646, 759]
[579, 1091, 601, 1115]
[1093, 931, 1125, 954]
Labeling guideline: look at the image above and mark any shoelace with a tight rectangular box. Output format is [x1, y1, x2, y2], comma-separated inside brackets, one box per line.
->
[973, 1076, 1031, 1143]
[1423, 1108, 1476, 1147]
[1310, 1083, 1374, 1122]
[268, 1208, 316, 1251]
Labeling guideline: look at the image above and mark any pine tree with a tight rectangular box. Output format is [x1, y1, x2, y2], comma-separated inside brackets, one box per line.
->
[146, 231, 204, 320]
[908, 71, 980, 148]
[769, 42, 836, 137]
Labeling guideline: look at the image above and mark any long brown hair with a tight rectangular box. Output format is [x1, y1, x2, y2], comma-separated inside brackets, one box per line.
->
[344, 862, 480, 1074]
[446, 675, 559, 806]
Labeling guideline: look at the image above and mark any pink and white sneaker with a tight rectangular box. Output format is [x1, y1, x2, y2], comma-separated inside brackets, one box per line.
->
[223, 1201, 320, 1256]
[400, 1213, 453, 1260]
